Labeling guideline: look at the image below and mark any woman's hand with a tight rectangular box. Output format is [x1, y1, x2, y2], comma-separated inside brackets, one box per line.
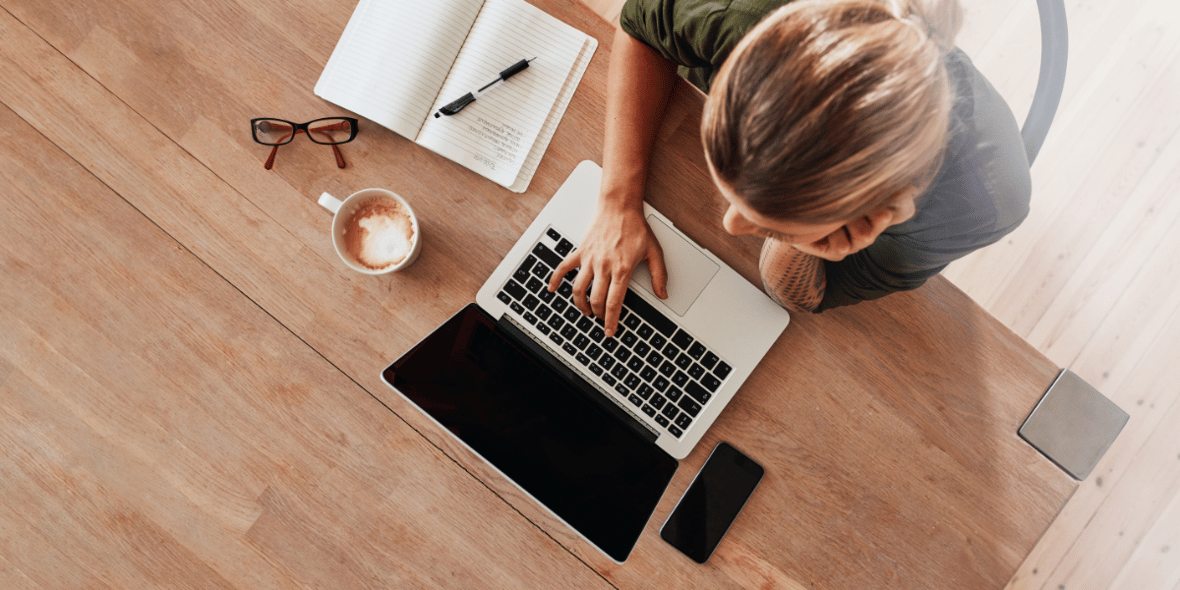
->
[549, 203, 669, 338]
[792, 209, 895, 261]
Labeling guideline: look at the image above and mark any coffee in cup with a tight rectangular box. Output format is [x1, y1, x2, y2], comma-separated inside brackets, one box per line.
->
[318, 189, 421, 274]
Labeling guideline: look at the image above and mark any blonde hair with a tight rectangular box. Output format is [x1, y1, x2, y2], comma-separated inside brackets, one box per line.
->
[702, 0, 960, 224]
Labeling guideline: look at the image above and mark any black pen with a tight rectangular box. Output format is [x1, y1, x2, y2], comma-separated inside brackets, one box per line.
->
[434, 58, 535, 118]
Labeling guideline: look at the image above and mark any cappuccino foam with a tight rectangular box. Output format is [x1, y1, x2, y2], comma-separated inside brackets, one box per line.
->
[343, 199, 415, 270]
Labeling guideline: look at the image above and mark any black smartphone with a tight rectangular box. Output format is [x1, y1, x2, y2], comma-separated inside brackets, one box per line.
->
[660, 442, 764, 563]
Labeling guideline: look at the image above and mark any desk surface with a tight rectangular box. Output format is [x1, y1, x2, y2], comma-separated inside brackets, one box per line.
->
[0, 0, 1075, 588]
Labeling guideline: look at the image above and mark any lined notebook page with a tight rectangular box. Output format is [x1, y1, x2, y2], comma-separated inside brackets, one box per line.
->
[415, 0, 586, 188]
[315, 0, 484, 139]
[508, 38, 596, 193]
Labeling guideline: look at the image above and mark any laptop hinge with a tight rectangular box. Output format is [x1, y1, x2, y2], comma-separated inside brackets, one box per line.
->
[496, 314, 661, 445]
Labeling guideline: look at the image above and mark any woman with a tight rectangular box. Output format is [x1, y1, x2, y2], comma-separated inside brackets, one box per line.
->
[550, 0, 1031, 337]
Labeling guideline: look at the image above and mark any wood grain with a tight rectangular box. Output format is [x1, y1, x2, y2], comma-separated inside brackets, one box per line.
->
[584, 0, 1180, 587]
[0, 0, 1079, 588]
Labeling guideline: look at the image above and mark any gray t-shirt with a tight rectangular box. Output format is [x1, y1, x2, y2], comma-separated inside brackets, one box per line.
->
[621, 0, 1031, 310]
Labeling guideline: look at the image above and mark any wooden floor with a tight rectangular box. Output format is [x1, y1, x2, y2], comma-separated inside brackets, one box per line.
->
[581, 0, 1180, 588]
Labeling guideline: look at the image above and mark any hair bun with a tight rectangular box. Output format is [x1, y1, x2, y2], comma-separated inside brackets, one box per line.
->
[888, 0, 962, 51]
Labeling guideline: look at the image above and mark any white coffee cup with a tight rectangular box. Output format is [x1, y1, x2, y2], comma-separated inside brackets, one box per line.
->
[318, 188, 421, 274]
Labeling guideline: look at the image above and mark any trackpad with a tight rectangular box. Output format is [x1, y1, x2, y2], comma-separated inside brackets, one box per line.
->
[632, 216, 719, 317]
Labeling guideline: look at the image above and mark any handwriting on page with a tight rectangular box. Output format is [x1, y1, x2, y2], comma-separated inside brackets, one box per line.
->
[467, 117, 525, 169]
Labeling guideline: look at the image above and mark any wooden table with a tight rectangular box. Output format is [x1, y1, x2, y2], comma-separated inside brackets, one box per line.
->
[0, 0, 1076, 588]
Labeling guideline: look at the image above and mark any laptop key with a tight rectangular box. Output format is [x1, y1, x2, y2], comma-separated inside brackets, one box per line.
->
[563, 307, 580, 323]
[627, 357, 644, 372]
[556, 238, 575, 256]
[546, 228, 561, 241]
[561, 325, 578, 340]
[536, 323, 551, 336]
[562, 343, 577, 356]
[589, 327, 605, 342]
[531, 262, 548, 280]
[522, 295, 539, 311]
[573, 334, 590, 350]
[622, 289, 677, 336]
[621, 331, 638, 347]
[647, 351, 664, 367]
[653, 376, 670, 393]
[532, 242, 562, 268]
[641, 404, 656, 417]
[675, 413, 693, 429]
[589, 363, 603, 376]
[661, 404, 679, 419]
[547, 315, 564, 331]
[575, 352, 590, 366]
[602, 374, 617, 386]
[613, 347, 631, 363]
[538, 289, 555, 303]
[650, 394, 666, 410]
[510, 302, 524, 315]
[714, 361, 733, 380]
[639, 366, 657, 382]
[611, 364, 628, 380]
[677, 396, 702, 417]
[586, 344, 602, 360]
[633, 341, 651, 357]
[672, 371, 689, 387]
[599, 355, 615, 371]
[549, 332, 563, 346]
[659, 360, 676, 377]
[628, 394, 644, 407]
[666, 386, 683, 402]
[688, 342, 707, 360]
[535, 306, 552, 321]
[637, 324, 654, 340]
[668, 425, 683, 438]
[685, 381, 713, 405]
[623, 314, 642, 330]
[576, 317, 594, 333]
[523, 312, 537, 325]
[701, 351, 719, 370]
[497, 292, 511, 305]
[688, 363, 705, 379]
[650, 333, 667, 349]
[625, 374, 641, 390]
[552, 298, 568, 313]
[638, 384, 654, 399]
[675, 352, 692, 369]
[558, 282, 573, 298]
[701, 374, 722, 392]
[504, 280, 526, 300]
[602, 338, 618, 352]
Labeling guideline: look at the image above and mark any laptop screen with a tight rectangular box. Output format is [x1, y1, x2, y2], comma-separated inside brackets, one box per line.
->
[382, 304, 678, 562]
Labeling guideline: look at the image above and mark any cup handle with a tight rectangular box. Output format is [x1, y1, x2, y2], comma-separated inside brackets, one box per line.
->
[318, 192, 343, 214]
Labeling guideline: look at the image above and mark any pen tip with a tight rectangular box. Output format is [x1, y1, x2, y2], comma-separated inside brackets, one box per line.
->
[434, 113, 440, 118]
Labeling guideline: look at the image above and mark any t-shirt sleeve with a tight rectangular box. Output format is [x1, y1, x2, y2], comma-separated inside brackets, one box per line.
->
[620, 0, 789, 84]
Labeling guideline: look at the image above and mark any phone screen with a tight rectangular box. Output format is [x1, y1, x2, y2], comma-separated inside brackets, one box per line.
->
[660, 442, 764, 563]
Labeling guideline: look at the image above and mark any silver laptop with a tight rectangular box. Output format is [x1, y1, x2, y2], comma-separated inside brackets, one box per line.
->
[475, 160, 789, 459]
[383, 160, 788, 562]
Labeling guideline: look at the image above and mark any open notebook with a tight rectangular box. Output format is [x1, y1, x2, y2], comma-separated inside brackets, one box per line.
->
[315, 0, 597, 192]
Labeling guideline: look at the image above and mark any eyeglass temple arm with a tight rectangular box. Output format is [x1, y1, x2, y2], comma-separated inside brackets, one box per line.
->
[308, 126, 349, 168]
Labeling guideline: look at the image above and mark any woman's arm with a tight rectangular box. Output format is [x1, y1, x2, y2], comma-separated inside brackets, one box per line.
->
[549, 25, 678, 337]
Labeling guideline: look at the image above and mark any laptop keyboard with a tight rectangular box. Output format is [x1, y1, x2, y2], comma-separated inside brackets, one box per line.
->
[495, 227, 733, 439]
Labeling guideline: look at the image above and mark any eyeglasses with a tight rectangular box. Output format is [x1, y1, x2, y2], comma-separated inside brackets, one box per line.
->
[250, 117, 359, 170]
